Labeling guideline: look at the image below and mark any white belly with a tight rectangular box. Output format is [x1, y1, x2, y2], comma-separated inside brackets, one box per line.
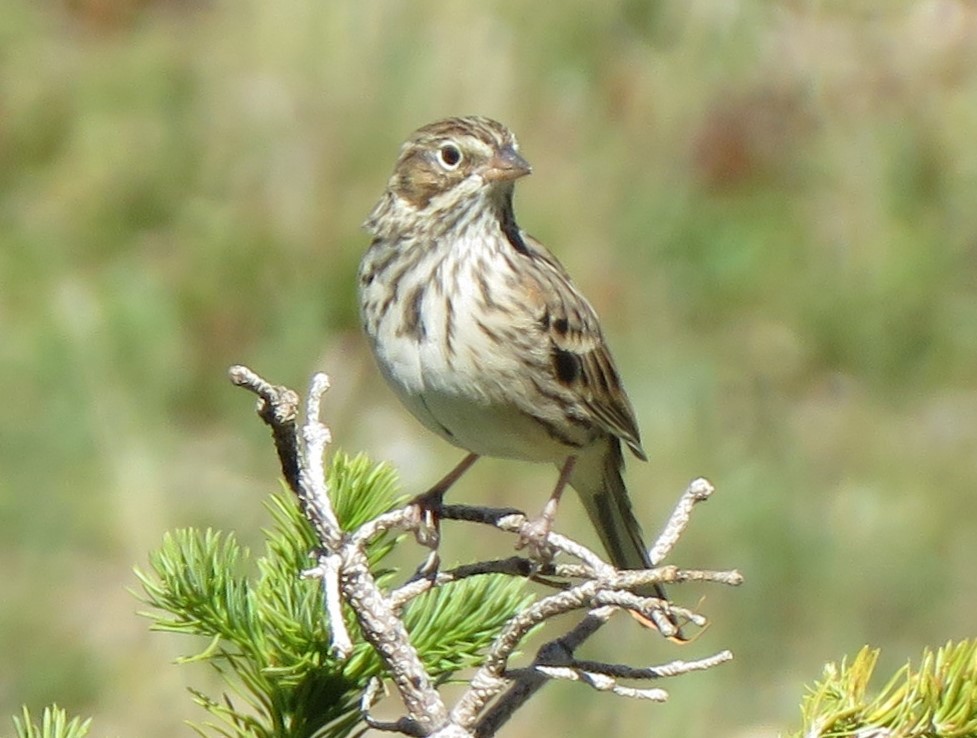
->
[396, 381, 572, 462]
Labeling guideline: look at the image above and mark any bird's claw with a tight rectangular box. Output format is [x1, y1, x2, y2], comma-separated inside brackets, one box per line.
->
[515, 514, 557, 566]
[407, 489, 445, 550]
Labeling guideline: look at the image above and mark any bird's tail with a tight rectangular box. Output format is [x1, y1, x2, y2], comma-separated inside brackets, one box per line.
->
[569, 438, 683, 638]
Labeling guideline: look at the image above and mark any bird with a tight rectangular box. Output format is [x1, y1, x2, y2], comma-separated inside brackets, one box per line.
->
[358, 115, 678, 635]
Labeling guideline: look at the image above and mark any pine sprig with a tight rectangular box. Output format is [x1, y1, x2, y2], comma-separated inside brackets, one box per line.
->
[11, 707, 90, 738]
[133, 451, 528, 738]
[797, 640, 977, 737]
[134, 527, 255, 645]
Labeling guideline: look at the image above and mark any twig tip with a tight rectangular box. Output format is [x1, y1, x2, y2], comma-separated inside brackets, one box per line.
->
[228, 364, 253, 386]
[310, 372, 332, 395]
[689, 478, 715, 501]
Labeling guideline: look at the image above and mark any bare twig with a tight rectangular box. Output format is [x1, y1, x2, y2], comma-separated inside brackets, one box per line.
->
[388, 557, 537, 612]
[532, 666, 670, 700]
[302, 552, 352, 659]
[649, 477, 715, 565]
[567, 650, 735, 681]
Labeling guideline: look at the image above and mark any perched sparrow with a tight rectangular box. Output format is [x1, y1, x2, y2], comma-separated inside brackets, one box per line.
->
[359, 116, 676, 632]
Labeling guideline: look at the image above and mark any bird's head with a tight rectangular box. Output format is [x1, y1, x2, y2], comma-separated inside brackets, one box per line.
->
[371, 116, 531, 233]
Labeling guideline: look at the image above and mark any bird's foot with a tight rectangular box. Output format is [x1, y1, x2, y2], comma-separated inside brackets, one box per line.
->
[404, 489, 446, 582]
[515, 456, 573, 566]
[515, 512, 557, 566]
[407, 488, 445, 550]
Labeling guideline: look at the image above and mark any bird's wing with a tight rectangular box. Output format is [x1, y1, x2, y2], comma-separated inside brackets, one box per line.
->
[519, 232, 647, 460]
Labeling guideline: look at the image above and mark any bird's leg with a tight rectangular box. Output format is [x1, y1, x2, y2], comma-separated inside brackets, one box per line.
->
[516, 455, 577, 564]
[409, 452, 479, 576]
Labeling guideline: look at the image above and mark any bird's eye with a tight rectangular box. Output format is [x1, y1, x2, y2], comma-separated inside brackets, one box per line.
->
[437, 143, 463, 170]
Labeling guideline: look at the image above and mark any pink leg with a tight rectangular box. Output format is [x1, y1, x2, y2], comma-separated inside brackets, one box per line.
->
[516, 456, 577, 562]
[411, 453, 479, 574]
[421, 452, 480, 499]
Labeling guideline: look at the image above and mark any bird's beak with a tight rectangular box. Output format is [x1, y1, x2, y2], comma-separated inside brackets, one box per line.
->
[482, 146, 532, 182]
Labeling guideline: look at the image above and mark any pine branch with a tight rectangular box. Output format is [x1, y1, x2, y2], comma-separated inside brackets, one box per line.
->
[794, 640, 977, 738]
[134, 453, 526, 738]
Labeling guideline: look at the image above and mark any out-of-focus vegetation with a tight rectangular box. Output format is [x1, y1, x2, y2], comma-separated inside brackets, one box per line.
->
[2, 1, 977, 736]
[794, 641, 977, 737]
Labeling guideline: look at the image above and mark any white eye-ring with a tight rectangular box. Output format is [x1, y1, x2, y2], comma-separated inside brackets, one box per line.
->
[437, 142, 463, 170]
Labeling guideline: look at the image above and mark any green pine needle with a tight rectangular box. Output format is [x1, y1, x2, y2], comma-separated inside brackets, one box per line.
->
[327, 452, 406, 533]
[404, 575, 532, 675]
[796, 640, 977, 737]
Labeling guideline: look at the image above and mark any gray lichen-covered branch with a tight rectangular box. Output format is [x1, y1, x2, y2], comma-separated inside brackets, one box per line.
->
[229, 365, 741, 738]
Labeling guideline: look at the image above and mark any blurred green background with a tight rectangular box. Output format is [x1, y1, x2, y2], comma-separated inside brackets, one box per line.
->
[3, 0, 977, 735]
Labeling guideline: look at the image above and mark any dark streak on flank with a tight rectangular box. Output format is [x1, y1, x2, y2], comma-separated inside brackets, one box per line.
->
[379, 293, 395, 321]
[476, 269, 497, 309]
[475, 317, 500, 342]
[530, 414, 586, 449]
[450, 252, 464, 282]
[444, 296, 456, 358]
[499, 247, 521, 277]
[401, 285, 426, 340]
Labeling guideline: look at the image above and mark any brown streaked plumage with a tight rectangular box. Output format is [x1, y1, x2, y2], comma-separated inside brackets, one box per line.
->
[358, 116, 678, 635]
